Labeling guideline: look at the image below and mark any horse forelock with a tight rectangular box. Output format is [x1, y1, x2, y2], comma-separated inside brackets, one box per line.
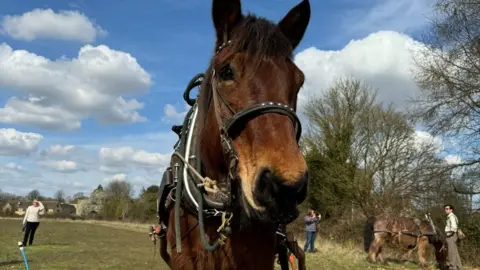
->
[197, 14, 294, 123]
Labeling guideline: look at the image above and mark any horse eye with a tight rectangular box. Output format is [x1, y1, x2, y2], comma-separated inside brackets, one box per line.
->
[219, 65, 235, 81]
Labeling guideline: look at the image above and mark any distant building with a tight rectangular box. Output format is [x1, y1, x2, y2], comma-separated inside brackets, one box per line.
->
[0, 200, 15, 215]
[15, 201, 32, 215]
[12, 200, 77, 215]
[72, 198, 89, 216]
[59, 203, 76, 215]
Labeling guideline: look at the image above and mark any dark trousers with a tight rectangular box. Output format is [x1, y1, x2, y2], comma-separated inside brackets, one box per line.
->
[303, 231, 317, 252]
[23, 221, 40, 246]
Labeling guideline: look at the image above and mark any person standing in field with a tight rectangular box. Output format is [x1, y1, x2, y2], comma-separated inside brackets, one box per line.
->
[303, 209, 320, 253]
[444, 204, 462, 270]
[22, 199, 45, 246]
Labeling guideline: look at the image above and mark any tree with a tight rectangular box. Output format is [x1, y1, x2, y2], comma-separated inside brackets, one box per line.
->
[103, 180, 133, 220]
[303, 78, 445, 217]
[71, 192, 87, 204]
[95, 185, 104, 192]
[73, 192, 86, 200]
[26, 190, 41, 201]
[140, 185, 160, 220]
[78, 187, 105, 217]
[411, 0, 480, 180]
[54, 189, 65, 203]
[0, 189, 20, 201]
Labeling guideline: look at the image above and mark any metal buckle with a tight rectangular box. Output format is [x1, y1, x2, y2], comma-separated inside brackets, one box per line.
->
[203, 208, 222, 217]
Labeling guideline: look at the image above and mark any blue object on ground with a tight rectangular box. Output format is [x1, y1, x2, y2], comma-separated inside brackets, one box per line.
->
[18, 242, 30, 270]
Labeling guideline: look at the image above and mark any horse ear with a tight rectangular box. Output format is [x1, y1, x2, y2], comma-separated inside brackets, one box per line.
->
[278, 0, 311, 50]
[212, 0, 243, 46]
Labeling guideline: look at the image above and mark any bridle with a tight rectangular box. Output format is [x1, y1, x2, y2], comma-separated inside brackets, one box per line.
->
[169, 39, 303, 254]
[208, 39, 303, 210]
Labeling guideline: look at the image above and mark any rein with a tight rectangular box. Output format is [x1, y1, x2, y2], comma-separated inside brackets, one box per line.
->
[156, 39, 304, 269]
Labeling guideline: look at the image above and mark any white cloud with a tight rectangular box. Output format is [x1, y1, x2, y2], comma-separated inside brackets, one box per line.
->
[294, 31, 426, 111]
[444, 154, 463, 165]
[1, 8, 106, 42]
[99, 165, 121, 174]
[162, 103, 189, 124]
[4, 162, 25, 172]
[340, 0, 434, 38]
[43, 144, 76, 156]
[99, 146, 170, 171]
[0, 128, 43, 156]
[103, 173, 127, 183]
[413, 130, 443, 152]
[38, 160, 79, 173]
[0, 97, 82, 130]
[131, 175, 152, 186]
[0, 43, 152, 130]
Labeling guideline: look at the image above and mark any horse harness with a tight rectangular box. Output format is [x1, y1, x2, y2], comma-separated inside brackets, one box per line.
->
[154, 39, 304, 268]
[373, 219, 436, 251]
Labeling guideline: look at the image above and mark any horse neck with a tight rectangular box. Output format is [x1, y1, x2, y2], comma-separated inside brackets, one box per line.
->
[235, 227, 276, 258]
[193, 67, 277, 269]
[172, 212, 277, 269]
[216, 221, 278, 268]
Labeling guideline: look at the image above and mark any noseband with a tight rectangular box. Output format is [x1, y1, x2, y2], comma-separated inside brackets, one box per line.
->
[209, 40, 303, 209]
[160, 39, 303, 256]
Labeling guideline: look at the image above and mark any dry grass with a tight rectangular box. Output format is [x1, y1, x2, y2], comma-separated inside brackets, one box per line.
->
[0, 217, 150, 233]
[290, 239, 433, 270]
[1, 218, 475, 269]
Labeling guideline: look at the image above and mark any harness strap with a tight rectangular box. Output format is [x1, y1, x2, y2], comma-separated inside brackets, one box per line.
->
[172, 151, 233, 254]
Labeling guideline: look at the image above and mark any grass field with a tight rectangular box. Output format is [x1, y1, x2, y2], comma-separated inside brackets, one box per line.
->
[0, 218, 465, 270]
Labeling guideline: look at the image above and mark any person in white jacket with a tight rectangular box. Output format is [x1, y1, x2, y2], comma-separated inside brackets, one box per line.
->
[22, 200, 45, 246]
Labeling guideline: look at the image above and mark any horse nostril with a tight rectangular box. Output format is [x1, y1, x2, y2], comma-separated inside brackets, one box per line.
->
[279, 171, 308, 203]
[256, 168, 279, 195]
[255, 168, 307, 200]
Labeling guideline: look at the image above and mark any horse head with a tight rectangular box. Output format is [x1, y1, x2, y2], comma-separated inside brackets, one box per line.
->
[198, 0, 311, 225]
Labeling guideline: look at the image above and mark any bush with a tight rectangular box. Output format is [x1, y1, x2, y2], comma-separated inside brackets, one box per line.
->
[290, 212, 480, 267]
[458, 215, 480, 267]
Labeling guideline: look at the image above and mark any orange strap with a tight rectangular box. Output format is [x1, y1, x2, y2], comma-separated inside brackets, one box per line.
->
[288, 253, 297, 270]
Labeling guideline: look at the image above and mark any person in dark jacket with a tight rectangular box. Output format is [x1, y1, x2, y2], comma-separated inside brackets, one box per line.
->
[303, 209, 320, 252]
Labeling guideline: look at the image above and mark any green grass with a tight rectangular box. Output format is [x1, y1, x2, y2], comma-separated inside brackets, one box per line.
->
[0, 218, 462, 270]
[0, 218, 167, 270]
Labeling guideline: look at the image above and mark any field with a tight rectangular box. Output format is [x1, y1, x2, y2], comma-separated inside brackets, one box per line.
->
[0, 218, 464, 270]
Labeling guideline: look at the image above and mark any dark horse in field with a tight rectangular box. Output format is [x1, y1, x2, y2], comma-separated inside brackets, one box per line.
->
[364, 214, 448, 269]
[156, 0, 311, 269]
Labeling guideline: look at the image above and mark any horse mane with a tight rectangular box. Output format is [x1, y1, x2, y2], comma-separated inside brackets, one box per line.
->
[226, 14, 293, 60]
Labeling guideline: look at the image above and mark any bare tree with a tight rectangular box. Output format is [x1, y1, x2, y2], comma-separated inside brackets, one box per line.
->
[412, 0, 480, 169]
[304, 77, 445, 216]
[0, 189, 20, 201]
[54, 189, 65, 203]
[410, 0, 480, 196]
[73, 192, 86, 200]
[26, 190, 41, 201]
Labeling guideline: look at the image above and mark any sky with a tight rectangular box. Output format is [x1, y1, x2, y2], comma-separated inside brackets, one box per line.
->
[0, 0, 461, 198]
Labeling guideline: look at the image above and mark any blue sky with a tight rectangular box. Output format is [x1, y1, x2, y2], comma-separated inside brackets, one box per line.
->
[1, 0, 451, 198]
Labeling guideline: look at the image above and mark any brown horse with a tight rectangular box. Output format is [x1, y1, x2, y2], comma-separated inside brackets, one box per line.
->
[156, 0, 311, 269]
[364, 214, 448, 269]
